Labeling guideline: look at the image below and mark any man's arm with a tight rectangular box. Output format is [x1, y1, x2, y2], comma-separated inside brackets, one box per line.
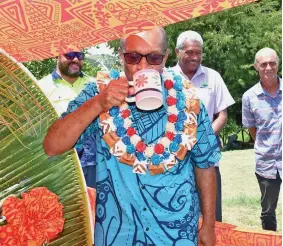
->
[190, 102, 221, 245]
[242, 92, 256, 142]
[248, 127, 257, 141]
[43, 78, 129, 156]
[195, 166, 216, 246]
[212, 109, 228, 136]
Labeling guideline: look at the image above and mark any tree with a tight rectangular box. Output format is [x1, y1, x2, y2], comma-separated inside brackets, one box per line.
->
[86, 54, 121, 72]
[23, 58, 56, 80]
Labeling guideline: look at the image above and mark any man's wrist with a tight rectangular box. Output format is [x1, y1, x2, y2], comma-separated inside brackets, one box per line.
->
[90, 94, 104, 115]
[201, 216, 216, 228]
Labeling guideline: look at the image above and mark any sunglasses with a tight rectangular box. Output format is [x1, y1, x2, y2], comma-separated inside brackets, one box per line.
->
[63, 52, 84, 61]
[123, 52, 165, 65]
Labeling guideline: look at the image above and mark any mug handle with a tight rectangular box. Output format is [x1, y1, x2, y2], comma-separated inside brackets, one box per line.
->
[125, 81, 135, 103]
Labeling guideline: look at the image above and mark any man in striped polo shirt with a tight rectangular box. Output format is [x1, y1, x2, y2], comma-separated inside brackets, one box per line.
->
[242, 47, 282, 231]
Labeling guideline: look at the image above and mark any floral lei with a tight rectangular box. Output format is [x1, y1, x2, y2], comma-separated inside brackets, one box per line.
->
[99, 69, 200, 175]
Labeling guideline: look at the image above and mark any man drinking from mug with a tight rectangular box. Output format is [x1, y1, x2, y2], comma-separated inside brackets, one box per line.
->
[43, 27, 220, 246]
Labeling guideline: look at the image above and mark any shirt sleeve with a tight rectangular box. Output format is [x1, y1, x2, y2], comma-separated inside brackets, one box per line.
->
[242, 92, 255, 128]
[61, 82, 99, 155]
[213, 72, 235, 114]
[191, 102, 222, 168]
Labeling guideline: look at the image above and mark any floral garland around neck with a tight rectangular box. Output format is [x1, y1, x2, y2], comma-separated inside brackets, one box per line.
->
[99, 69, 200, 175]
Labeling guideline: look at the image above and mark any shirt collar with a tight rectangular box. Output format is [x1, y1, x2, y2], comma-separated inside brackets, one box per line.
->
[192, 64, 205, 79]
[255, 76, 282, 96]
[175, 63, 204, 79]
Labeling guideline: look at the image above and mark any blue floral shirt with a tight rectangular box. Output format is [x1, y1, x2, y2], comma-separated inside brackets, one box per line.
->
[65, 81, 221, 246]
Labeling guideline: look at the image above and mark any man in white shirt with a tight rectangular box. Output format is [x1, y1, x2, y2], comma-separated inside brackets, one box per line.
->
[173, 30, 235, 222]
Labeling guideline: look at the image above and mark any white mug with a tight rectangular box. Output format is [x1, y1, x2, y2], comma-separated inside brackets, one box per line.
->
[126, 69, 163, 111]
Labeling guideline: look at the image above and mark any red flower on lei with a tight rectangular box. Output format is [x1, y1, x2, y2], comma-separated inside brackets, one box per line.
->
[136, 141, 146, 152]
[166, 96, 177, 106]
[164, 79, 174, 90]
[168, 114, 177, 123]
[165, 131, 175, 141]
[127, 127, 136, 136]
[154, 144, 165, 154]
[0, 187, 64, 246]
[121, 109, 131, 119]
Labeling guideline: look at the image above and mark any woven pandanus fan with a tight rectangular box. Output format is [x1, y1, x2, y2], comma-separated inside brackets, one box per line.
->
[0, 49, 93, 246]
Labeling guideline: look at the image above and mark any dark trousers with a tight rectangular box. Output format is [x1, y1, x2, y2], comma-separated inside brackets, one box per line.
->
[256, 172, 281, 231]
[82, 165, 96, 189]
[215, 166, 222, 222]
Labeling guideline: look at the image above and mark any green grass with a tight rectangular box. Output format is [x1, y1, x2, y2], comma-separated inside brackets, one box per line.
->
[224, 194, 260, 208]
[221, 149, 282, 233]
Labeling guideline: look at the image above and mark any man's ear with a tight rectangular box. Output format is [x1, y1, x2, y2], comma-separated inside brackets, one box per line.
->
[56, 56, 59, 66]
[163, 48, 170, 65]
[118, 48, 124, 65]
[254, 63, 259, 72]
[175, 48, 180, 57]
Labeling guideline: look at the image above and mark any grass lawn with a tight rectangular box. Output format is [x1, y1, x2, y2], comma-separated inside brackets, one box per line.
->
[220, 149, 282, 233]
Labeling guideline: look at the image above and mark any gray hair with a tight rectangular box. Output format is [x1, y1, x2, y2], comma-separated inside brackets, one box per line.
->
[254, 47, 279, 64]
[176, 31, 203, 50]
[120, 38, 126, 51]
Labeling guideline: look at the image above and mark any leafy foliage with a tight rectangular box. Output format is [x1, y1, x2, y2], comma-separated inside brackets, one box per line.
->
[86, 54, 121, 72]
[220, 119, 240, 145]
[23, 58, 56, 80]
[23, 57, 101, 80]
[83, 59, 102, 78]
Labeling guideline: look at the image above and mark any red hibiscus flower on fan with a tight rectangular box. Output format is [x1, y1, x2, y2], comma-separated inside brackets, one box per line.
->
[0, 187, 64, 246]
[135, 74, 148, 88]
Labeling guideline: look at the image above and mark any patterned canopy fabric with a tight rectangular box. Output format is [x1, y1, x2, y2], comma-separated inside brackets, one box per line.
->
[0, 0, 254, 62]
[214, 221, 282, 246]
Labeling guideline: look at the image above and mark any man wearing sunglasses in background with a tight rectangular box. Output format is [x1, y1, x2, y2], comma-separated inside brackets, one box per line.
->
[38, 51, 97, 189]
[242, 47, 282, 231]
[43, 27, 220, 246]
[38, 51, 89, 115]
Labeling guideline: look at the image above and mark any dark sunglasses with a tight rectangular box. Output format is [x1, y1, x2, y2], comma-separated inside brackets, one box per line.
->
[123, 52, 165, 65]
[63, 52, 84, 61]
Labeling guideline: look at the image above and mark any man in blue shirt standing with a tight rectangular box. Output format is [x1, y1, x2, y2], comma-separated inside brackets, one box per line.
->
[43, 27, 221, 246]
[242, 47, 282, 231]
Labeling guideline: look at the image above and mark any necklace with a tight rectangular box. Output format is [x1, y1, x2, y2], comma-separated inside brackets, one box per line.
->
[99, 69, 200, 175]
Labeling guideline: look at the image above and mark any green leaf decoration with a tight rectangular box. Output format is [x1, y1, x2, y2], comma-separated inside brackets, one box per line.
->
[0, 49, 93, 246]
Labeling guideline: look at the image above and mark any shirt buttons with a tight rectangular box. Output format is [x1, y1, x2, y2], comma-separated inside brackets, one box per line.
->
[141, 185, 145, 189]
[145, 227, 149, 231]
[142, 207, 147, 211]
